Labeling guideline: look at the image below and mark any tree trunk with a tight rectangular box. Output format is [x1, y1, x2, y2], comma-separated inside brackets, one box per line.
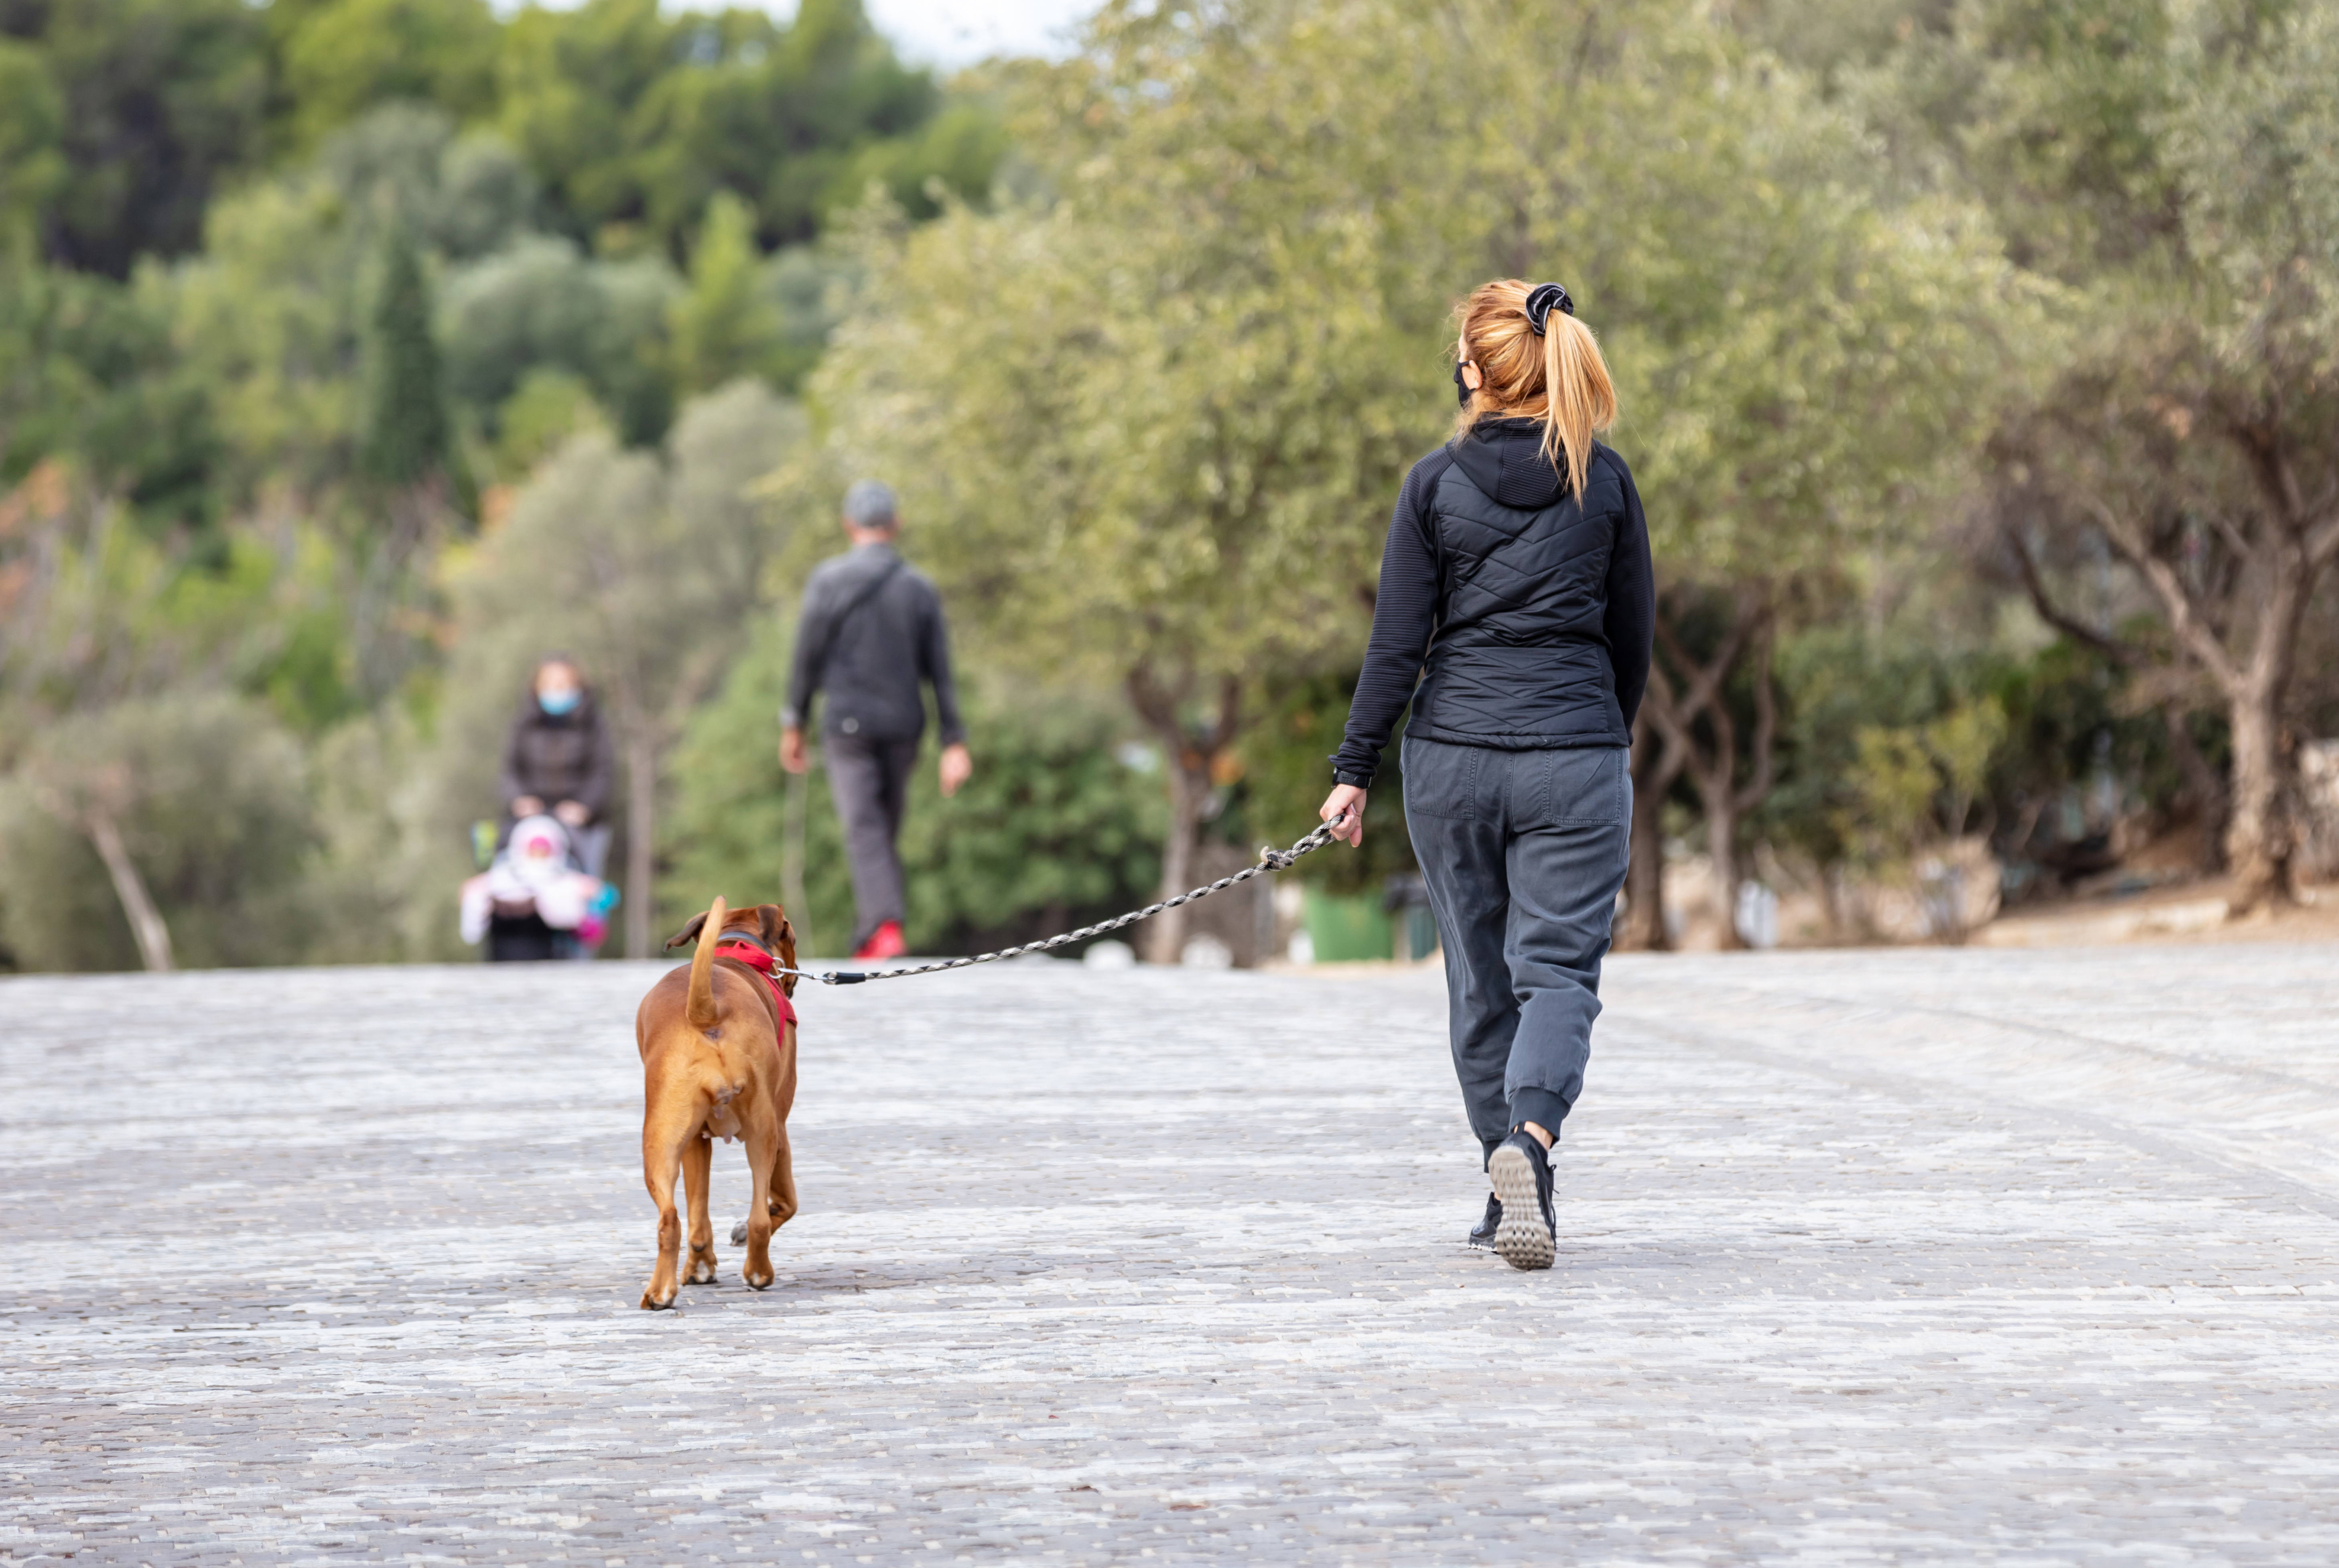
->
[85, 809, 173, 973]
[1701, 788, 1743, 949]
[2223, 693, 2290, 912]
[1128, 665, 1240, 965]
[625, 731, 658, 958]
[1146, 749, 1214, 964]
[2068, 423, 2338, 914]
[1616, 710, 1680, 951]
[1645, 588, 1777, 953]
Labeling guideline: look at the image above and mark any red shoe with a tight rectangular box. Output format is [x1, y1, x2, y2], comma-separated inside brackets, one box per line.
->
[852, 920, 906, 962]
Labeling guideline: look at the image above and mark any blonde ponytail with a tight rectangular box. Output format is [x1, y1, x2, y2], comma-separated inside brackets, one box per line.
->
[1453, 279, 1618, 498]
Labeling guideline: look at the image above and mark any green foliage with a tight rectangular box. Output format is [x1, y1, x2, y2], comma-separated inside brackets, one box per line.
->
[0, 261, 218, 514]
[278, 0, 501, 151]
[1235, 672, 1415, 897]
[496, 0, 998, 258]
[13, 0, 272, 276]
[484, 368, 610, 485]
[662, 622, 1164, 958]
[438, 238, 680, 447]
[0, 694, 317, 971]
[1834, 697, 2009, 872]
[759, 246, 857, 394]
[0, 38, 64, 254]
[668, 193, 784, 396]
[807, 0, 2018, 914]
[0, 463, 361, 746]
[357, 224, 450, 487]
[164, 105, 551, 488]
[891, 688, 1165, 951]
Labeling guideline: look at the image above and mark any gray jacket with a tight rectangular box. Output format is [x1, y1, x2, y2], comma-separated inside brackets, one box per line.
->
[781, 543, 966, 745]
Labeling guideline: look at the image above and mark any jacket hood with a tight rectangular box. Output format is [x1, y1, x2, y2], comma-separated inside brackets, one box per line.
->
[1449, 416, 1568, 510]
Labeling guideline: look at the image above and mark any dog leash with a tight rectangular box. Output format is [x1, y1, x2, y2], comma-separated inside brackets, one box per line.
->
[767, 811, 1354, 986]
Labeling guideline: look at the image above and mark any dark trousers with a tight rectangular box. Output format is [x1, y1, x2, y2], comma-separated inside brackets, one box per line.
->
[824, 731, 922, 946]
[1401, 738, 1632, 1166]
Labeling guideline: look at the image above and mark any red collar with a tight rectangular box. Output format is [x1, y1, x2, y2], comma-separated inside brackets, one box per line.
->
[714, 942, 797, 1029]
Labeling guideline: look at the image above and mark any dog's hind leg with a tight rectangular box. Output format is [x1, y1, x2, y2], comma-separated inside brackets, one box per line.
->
[741, 1128, 779, 1290]
[640, 1129, 688, 1310]
[767, 1127, 799, 1231]
[682, 1132, 718, 1286]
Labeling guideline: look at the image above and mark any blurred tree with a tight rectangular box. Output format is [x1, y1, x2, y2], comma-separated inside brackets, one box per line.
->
[351, 220, 455, 699]
[812, 0, 2011, 959]
[0, 460, 365, 745]
[0, 694, 317, 972]
[314, 103, 540, 261]
[168, 105, 552, 490]
[278, 0, 499, 150]
[484, 368, 611, 484]
[758, 245, 857, 394]
[1888, 0, 2339, 909]
[668, 193, 784, 396]
[10, 0, 272, 276]
[0, 262, 220, 520]
[437, 237, 680, 445]
[494, 0, 674, 237]
[0, 38, 64, 254]
[1237, 671, 1415, 898]
[496, 0, 996, 257]
[357, 224, 449, 490]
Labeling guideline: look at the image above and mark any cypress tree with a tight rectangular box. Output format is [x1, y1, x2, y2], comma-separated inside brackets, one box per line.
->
[358, 224, 450, 488]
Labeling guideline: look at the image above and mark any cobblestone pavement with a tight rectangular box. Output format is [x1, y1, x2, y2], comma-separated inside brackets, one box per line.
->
[6, 943, 2339, 1565]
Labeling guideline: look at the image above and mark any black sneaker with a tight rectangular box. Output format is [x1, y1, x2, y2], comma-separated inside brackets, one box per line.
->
[1487, 1129, 1556, 1271]
[1467, 1193, 1501, 1249]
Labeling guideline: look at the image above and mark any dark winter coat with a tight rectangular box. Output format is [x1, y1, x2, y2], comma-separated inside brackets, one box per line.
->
[499, 689, 616, 823]
[781, 542, 965, 746]
[1332, 417, 1655, 787]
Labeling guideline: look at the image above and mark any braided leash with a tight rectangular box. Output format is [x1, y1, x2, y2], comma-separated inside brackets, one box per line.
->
[774, 812, 1352, 987]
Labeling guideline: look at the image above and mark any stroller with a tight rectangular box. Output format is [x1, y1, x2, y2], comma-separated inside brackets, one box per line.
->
[460, 814, 617, 961]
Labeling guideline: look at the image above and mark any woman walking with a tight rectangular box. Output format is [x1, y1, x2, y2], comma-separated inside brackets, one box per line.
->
[1320, 279, 1653, 1271]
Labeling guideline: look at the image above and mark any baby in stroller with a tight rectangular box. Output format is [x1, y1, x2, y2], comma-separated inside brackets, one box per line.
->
[460, 814, 617, 961]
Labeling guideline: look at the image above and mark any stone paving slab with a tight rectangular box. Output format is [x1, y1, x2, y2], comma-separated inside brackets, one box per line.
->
[4, 945, 2339, 1564]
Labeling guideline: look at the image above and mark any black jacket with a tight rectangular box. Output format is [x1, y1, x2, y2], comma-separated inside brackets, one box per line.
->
[782, 543, 966, 745]
[500, 689, 616, 823]
[1332, 418, 1654, 786]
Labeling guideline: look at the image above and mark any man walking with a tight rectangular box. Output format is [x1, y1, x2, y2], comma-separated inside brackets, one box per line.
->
[780, 480, 971, 961]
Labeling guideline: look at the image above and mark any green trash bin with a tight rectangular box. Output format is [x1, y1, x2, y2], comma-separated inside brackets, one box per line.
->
[1302, 886, 1393, 963]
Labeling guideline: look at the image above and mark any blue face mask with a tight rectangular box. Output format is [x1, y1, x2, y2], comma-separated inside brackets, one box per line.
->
[539, 688, 581, 716]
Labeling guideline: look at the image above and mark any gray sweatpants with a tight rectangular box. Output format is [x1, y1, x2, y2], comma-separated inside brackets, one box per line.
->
[1401, 737, 1632, 1167]
[824, 731, 922, 947]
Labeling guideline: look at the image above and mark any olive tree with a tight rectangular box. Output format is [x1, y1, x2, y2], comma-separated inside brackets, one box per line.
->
[812, 0, 2011, 957]
[1881, 0, 2339, 910]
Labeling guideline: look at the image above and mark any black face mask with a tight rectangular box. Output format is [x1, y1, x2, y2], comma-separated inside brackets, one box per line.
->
[1453, 361, 1472, 407]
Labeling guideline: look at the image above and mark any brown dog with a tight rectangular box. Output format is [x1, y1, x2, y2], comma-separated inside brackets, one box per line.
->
[634, 896, 800, 1309]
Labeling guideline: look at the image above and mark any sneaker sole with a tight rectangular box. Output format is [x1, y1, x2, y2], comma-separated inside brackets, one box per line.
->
[1487, 1144, 1554, 1271]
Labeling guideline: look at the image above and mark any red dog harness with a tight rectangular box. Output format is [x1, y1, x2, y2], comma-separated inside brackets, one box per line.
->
[714, 942, 798, 1030]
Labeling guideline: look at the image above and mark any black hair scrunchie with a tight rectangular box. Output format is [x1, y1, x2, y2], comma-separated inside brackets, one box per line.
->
[1523, 282, 1574, 336]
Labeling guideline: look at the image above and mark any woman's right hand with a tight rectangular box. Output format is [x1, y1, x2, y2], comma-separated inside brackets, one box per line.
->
[1320, 785, 1367, 847]
[511, 794, 544, 818]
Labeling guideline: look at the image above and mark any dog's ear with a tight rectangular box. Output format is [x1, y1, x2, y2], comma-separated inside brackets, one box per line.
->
[662, 911, 709, 952]
[755, 904, 786, 944]
[761, 904, 799, 994]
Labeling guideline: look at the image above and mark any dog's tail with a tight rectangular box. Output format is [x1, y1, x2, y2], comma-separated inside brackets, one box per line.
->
[686, 896, 726, 1030]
